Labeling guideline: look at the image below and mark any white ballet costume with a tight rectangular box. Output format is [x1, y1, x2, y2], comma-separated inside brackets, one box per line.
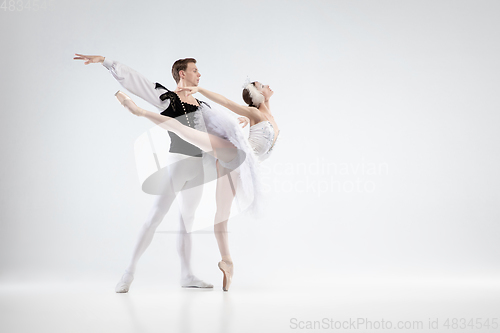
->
[193, 106, 279, 292]
[193, 104, 279, 217]
[248, 120, 278, 162]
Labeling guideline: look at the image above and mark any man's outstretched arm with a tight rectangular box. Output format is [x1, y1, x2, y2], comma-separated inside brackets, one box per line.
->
[74, 53, 169, 110]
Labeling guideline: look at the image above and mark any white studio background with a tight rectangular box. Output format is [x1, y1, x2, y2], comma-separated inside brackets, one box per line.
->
[1, 0, 499, 289]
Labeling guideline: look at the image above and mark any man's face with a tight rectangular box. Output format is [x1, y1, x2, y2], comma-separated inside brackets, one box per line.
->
[181, 62, 201, 86]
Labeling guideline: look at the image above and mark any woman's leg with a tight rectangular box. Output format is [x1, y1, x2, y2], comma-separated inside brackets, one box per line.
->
[213, 161, 238, 291]
[213, 161, 237, 261]
[117, 92, 238, 164]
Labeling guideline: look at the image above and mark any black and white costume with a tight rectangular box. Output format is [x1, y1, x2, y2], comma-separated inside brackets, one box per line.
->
[103, 59, 211, 289]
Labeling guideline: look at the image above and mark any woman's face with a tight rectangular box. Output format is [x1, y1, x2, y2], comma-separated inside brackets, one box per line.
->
[255, 81, 273, 101]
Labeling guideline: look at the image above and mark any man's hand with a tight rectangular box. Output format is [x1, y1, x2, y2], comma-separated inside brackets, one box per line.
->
[74, 53, 105, 65]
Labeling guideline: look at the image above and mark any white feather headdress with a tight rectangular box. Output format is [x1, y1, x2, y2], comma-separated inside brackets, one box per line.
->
[243, 77, 265, 107]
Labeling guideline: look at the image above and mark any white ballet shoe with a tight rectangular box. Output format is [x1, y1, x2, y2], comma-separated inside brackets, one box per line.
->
[115, 271, 134, 293]
[181, 275, 214, 288]
[218, 260, 233, 292]
[115, 90, 145, 116]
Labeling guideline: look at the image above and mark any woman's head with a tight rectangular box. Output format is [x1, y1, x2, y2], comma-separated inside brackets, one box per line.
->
[242, 81, 273, 107]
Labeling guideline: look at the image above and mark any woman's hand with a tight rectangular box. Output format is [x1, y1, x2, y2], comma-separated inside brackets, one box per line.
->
[238, 117, 249, 128]
[73, 53, 105, 65]
[177, 86, 199, 96]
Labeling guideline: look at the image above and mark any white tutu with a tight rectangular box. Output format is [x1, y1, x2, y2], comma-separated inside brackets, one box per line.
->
[194, 103, 265, 217]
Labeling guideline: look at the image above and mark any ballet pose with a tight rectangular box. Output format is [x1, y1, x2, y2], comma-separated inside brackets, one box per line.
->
[74, 53, 213, 292]
[115, 79, 279, 291]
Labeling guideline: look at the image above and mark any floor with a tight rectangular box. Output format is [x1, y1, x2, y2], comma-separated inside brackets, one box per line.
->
[1, 276, 499, 333]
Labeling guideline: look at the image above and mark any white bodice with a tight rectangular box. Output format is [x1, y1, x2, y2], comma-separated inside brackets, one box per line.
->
[248, 121, 279, 161]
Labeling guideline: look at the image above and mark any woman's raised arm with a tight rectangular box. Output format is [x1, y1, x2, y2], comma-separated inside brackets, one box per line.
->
[179, 86, 259, 121]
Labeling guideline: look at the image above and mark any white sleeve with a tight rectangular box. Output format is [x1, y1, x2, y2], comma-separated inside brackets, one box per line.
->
[102, 58, 170, 110]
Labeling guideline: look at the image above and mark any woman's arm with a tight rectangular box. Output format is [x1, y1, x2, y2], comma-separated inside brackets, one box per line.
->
[180, 86, 259, 121]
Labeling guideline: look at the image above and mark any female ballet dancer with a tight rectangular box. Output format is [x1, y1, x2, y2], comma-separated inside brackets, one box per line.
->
[115, 81, 279, 291]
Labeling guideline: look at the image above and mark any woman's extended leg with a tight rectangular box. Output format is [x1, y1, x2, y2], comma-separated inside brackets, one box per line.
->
[116, 91, 238, 164]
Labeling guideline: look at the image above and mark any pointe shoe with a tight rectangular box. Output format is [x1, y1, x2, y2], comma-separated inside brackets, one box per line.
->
[218, 260, 233, 292]
[115, 90, 145, 116]
[115, 271, 134, 293]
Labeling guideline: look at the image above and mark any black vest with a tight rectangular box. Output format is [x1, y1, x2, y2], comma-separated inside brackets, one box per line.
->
[155, 82, 208, 157]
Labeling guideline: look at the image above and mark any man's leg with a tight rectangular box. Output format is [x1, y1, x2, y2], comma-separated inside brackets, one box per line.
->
[176, 159, 213, 288]
[115, 156, 190, 293]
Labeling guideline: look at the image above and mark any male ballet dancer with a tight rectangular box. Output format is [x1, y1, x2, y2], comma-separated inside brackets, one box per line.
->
[74, 53, 212, 292]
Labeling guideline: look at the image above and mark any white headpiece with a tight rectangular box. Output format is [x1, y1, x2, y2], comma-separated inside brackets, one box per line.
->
[243, 77, 265, 107]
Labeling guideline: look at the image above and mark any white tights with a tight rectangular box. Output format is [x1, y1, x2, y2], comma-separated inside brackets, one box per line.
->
[213, 160, 238, 263]
[124, 100, 243, 270]
[124, 155, 204, 280]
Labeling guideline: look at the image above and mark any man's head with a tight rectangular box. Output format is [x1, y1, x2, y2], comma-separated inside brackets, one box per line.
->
[172, 58, 200, 86]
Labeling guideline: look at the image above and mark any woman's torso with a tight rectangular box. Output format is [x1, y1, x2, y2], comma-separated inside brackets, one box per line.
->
[248, 120, 279, 161]
[248, 107, 279, 160]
